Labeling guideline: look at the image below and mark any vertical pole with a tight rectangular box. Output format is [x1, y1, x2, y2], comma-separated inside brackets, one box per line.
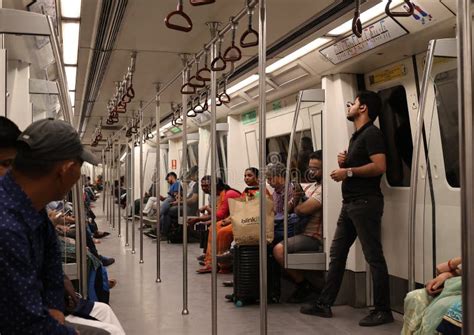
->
[112, 143, 116, 230]
[131, 135, 136, 254]
[457, 0, 473, 332]
[155, 83, 162, 283]
[0, 32, 5, 117]
[180, 56, 190, 315]
[125, 143, 130, 246]
[407, 40, 436, 291]
[139, 102, 145, 264]
[107, 149, 111, 225]
[207, 21, 220, 335]
[72, 180, 87, 296]
[258, 0, 268, 333]
[102, 149, 106, 212]
[117, 141, 122, 237]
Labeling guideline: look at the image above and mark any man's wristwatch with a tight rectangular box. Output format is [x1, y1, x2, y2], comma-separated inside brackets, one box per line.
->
[346, 168, 353, 178]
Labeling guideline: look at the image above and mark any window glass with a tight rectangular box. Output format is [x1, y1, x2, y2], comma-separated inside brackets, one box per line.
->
[434, 69, 459, 188]
[378, 86, 413, 187]
[266, 130, 313, 181]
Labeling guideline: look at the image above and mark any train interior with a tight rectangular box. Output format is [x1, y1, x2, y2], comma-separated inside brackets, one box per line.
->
[0, 0, 468, 334]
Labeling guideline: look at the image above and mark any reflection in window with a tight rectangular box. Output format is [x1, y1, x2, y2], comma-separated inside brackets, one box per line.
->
[266, 130, 314, 182]
[378, 86, 413, 187]
[434, 69, 459, 188]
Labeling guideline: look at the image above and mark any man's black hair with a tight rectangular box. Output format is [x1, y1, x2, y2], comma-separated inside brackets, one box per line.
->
[166, 172, 178, 179]
[0, 116, 21, 149]
[356, 90, 382, 121]
[309, 150, 322, 161]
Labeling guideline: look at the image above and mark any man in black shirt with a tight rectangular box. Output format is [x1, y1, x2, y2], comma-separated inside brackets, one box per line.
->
[301, 90, 393, 326]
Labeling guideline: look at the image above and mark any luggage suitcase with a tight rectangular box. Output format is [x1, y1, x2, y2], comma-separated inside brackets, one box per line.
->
[232, 245, 280, 307]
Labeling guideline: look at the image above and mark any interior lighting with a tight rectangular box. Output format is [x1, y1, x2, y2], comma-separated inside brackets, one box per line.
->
[266, 38, 331, 73]
[62, 22, 80, 64]
[61, 0, 82, 19]
[327, 0, 404, 36]
[65, 66, 77, 91]
[227, 75, 259, 95]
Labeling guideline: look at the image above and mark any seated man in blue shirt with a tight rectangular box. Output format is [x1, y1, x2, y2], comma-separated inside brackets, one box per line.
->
[0, 118, 99, 335]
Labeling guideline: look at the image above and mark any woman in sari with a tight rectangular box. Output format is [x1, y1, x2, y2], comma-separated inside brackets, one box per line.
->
[402, 257, 462, 334]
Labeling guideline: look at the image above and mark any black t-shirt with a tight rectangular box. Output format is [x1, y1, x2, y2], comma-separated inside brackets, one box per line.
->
[342, 122, 386, 201]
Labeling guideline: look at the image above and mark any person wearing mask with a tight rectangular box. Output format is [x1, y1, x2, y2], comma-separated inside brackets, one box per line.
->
[300, 91, 393, 327]
[0, 119, 99, 334]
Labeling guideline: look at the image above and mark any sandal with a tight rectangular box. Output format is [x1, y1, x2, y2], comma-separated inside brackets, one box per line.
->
[196, 254, 205, 261]
[196, 266, 212, 274]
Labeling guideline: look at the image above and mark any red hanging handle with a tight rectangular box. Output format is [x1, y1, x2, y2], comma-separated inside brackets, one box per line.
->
[189, 0, 215, 6]
[385, 0, 414, 18]
[165, 0, 193, 32]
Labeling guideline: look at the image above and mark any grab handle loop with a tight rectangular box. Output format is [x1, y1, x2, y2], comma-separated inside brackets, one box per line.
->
[189, 0, 215, 6]
[165, 0, 193, 32]
[240, 1, 258, 48]
[385, 0, 414, 18]
[218, 78, 231, 104]
[352, 0, 363, 38]
[189, 56, 206, 88]
[211, 37, 226, 72]
[196, 46, 211, 81]
[187, 100, 197, 117]
[223, 18, 242, 62]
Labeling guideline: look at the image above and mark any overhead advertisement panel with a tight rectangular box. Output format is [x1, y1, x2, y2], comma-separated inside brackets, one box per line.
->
[320, 18, 408, 65]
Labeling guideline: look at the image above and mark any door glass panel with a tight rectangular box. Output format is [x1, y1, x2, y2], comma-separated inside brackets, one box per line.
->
[421, 55, 460, 282]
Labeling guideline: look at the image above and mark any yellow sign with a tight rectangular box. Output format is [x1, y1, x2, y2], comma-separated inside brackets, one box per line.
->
[369, 64, 407, 85]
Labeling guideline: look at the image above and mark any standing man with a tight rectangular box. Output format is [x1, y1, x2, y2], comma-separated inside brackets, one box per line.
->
[301, 91, 393, 326]
[0, 119, 99, 334]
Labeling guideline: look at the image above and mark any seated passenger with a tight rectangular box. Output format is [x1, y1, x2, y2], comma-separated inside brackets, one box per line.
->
[0, 118, 99, 334]
[187, 175, 240, 274]
[273, 151, 323, 303]
[63, 275, 125, 335]
[143, 171, 179, 218]
[265, 162, 298, 244]
[215, 167, 261, 268]
[402, 257, 462, 335]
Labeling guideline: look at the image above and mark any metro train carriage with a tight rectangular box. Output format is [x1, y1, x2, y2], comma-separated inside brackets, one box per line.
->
[0, 0, 472, 334]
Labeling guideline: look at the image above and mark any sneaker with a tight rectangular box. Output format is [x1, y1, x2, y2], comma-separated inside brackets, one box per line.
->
[101, 257, 115, 267]
[287, 280, 316, 304]
[300, 301, 332, 318]
[359, 310, 394, 327]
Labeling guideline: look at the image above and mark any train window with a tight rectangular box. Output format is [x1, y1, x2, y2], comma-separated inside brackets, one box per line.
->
[266, 130, 314, 181]
[378, 86, 413, 187]
[434, 69, 459, 188]
[187, 142, 199, 171]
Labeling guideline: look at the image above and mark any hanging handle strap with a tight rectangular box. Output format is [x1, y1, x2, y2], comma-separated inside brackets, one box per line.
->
[165, 0, 193, 32]
[223, 18, 242, 62]
[240, 2, 258, 48]
[189, 0, 215, 6]
[385, 0, 414, 18]
[211, 37, 227, 71]
[352, 0, 363, 38]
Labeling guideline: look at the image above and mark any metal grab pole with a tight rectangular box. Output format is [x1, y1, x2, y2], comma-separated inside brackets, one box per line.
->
[131, 137, 136, 254]
[181, 58, 190, 315]
[72, 181, 88, 296]
[457, 0, 473, 332]
[102, 150, 106, 212]
[107, 150, 111, 225]
[112, 143, 116, 230]
[208, 22, 219, 335]
[139, 102, 145, 264]
[407, 40, 436, 291]
[283, 91, 303, 269]
[155, 83, 162, 283]
[117, 141, 122, 237]
[258, 0, 268, 333]
[125, 143, 130, 246]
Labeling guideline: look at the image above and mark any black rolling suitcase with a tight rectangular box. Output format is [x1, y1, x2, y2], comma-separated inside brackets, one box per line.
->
[232, 245, 280, 307]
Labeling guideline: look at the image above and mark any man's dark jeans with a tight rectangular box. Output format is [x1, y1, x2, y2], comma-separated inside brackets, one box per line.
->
[319, 196, 391, 311]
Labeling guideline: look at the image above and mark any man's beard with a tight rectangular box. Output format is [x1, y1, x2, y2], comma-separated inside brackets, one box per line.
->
[346, 114, 354, 121]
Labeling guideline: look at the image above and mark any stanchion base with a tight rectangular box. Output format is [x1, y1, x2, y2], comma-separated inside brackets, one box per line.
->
[139, 259, 144, 264]
[131, 250, 136, 254]
[156, 278, 162, 283]
[125, 243, 129, 246]
[118, 234, 122, 237]
[181, 309, 189, 315]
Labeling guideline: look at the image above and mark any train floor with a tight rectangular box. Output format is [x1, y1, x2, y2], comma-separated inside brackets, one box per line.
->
[95, 203, 403, 334]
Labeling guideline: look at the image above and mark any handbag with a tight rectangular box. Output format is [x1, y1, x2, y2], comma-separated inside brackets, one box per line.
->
[229, 195, 274, 246]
